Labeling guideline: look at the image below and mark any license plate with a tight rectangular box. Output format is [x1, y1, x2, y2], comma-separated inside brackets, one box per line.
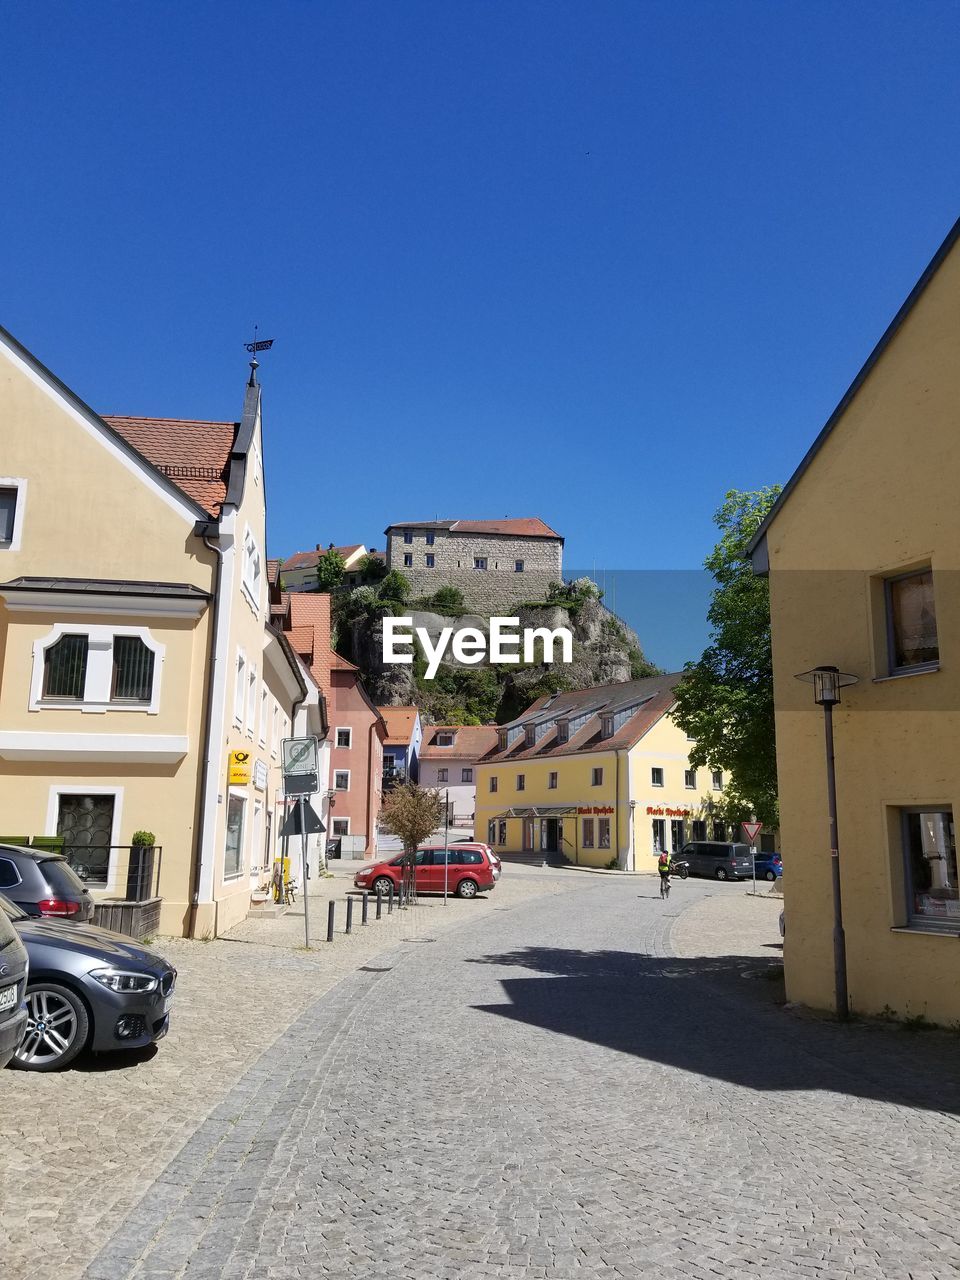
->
[0, 984, 17, 1013]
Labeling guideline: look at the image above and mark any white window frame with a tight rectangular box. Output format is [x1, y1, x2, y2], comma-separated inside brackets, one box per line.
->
[651, 766, 664, 787]
[45, 784, 124, 890]
[242, 525, 263, 614]
[684, 769, 697, 790]
[234, 650, 247, 727]
[461, 767, 473, 783]
[334, 769, 351, 791]
[336, 726, 353, 749]
[0, 477, 27, 551]
[474, 557, 487, 571]
[436, 732, 455, 746]
[259, 687, 268, 746]
[437, 767, 449, 782]
[246, 664, 258, 738]
[425, 554, 435, 568]
[332, 816, 351, 836]
[271, 703, 280, 757]
[224, 788, 247, 880]
[712, 770, 723, 790]
[403, 553, 413, 568]
[30, 623, 164, 715]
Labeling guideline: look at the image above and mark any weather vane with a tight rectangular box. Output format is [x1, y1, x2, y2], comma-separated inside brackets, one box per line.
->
[244, 326, 275, 385]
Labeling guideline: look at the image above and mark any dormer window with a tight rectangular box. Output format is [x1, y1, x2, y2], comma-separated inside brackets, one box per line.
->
[601, 715, 614, 739]
[436, 731, 455, 747]
[498, 730, 508, 752]
[524, 725, 536, 747]
[556, 720, 569, 744]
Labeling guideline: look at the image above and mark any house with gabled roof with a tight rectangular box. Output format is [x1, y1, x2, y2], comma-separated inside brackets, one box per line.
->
[0, 325, 324, 936]
[419, 724, 499, 825]
[279, 543, 368, 592]
[474, 675, 729, 867]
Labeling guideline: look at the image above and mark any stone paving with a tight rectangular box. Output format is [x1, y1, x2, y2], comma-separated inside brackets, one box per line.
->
[0, 867, 577, 1280]
[68, 876, 960, 1280]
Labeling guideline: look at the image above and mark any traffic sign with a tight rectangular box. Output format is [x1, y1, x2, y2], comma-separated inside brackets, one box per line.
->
[282, 736, 318, 776]
[280, 801, 326, 837]
[742, 820, 763, 843]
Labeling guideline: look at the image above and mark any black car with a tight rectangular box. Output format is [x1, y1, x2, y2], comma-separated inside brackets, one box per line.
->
[0, 893, 176, 1071]
[0, 845, 94, 922]
[0, 902, 28, 1069]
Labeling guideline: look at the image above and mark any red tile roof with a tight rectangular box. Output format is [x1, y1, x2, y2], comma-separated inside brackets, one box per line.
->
[285, 593, 357, 689]
[266, 559, 282, 586]
[420, 725, 499, 760]
[387, 518, 561, 540]
[281, 545, 365, 572]
[103, 416, 237, 516]
[377, 705, 420, 744]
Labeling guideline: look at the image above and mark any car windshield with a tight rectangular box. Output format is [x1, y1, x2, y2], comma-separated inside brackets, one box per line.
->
[0, 891, 28, 924]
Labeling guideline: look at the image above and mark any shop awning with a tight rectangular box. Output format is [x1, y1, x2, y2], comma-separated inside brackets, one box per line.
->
[491, 806, 579, 819]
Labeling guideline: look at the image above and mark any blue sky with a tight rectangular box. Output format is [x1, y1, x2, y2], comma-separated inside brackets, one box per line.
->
[3, 3, 959, 665]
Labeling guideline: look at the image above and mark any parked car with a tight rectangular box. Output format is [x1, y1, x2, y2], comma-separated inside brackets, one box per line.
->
[0, 845, 94, 922]
[0, 899, 29, 1069]
[353, 844, 499, 899]
[0, 893, 176, 1071]
[680, 841, 755, 881]
[752, 851, 783, 882]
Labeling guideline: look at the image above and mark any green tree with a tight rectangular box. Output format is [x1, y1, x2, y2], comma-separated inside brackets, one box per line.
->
[378, 569, 411, 604]
[671, 486, 782, 828]
[316, 548, 346, 592]
[428, 585, 465, 614]
[379, 782, 443, 855]
[359, 553, 388, 583]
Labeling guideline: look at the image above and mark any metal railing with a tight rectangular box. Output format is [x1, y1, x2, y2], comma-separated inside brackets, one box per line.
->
[64, 845, 163, 902]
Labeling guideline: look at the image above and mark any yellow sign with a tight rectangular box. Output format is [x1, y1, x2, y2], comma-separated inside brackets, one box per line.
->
[228, 749, 251, 785]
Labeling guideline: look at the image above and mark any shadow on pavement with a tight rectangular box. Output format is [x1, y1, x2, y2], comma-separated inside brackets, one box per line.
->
[467, 947, 960, 1116]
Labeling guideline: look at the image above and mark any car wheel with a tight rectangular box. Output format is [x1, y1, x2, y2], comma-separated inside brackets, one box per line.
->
[372, 877, 395, 897]
[715, 867, 728, 881]
[765, 870, 776, 882]
[456, 878, 479, 899]
[14, 983, 90, 1072]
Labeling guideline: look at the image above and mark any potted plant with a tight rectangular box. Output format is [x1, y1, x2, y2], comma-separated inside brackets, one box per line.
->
[127, 830, 156, 901]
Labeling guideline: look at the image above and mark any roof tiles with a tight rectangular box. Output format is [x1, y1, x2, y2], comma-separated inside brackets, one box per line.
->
[103, 416, 237, 517]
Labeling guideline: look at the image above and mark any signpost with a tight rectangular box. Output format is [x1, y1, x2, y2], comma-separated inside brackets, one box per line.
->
[742, 821, 763, 894]
[281, 737, 319, 947]
[443, 788, 450, 906]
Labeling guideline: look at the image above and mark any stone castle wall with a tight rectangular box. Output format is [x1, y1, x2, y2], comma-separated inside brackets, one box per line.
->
[386, 528, 562, 611]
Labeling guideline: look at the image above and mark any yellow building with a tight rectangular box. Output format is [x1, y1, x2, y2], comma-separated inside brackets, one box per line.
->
[0, 326, 325, 937]
[749, 215, 960, 1024]
[474, 675, 730, 868]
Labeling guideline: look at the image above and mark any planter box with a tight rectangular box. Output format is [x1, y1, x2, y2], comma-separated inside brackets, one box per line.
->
[93, 897, 162, 941]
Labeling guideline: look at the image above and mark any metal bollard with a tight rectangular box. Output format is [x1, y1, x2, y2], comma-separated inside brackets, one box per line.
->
[376, 888, 383, 920]
[327, 900, 335, 943]
[346, 897, 354, 934]
[387, 883, 394, 914]
[362, 892, 369, 925]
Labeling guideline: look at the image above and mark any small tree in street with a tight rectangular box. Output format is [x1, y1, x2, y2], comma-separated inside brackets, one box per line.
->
[316, 548, 346, 592]
[379, 782, 443, 902]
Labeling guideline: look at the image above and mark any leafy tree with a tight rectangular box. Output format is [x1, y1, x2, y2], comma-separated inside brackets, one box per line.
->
[428, 585, 465, 615]
[671, 486, 782, 828]
[359, 553, 388, 583]
[316, 548, 346, 592]
[380, 783, 443, 855]
[378, 569, 411, 604]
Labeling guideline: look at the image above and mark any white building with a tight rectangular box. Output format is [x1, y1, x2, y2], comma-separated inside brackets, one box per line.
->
[418, 725, 498, 826]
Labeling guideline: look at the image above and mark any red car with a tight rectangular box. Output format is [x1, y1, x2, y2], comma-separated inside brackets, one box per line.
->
[354, 843, 500, 899]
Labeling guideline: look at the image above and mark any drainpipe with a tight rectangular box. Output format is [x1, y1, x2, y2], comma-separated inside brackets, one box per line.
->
[366, 719, 378, 857]
[188, 526, 225, 938]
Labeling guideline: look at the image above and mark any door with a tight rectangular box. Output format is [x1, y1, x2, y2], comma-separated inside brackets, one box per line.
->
[541, 819, 559, 853]
[522, 819, 534, 851]
[417, 849, 445, 893]
[670, 819, 685, 854]
[57, 794, 114, 887]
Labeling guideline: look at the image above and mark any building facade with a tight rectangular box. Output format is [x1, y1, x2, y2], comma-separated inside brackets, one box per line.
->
[378, 705, 422, 787]
[0, 325, 318, 937]
[473, 676, 728, 867]
[384, 518, 563, 611]
[279, 543, 367, 592]
[750, 215, 960, 1026]
[418, 725, 498, 825]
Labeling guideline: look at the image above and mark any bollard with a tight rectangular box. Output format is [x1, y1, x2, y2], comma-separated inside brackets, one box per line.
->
[362, 892, 369, 925]
[327, 900, 335, 943]
[376, 889, 383, 920]
[346, 897, 354, 934]
[387, 883, 394, 914]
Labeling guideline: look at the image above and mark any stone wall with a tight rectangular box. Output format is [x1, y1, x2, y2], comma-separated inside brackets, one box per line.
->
[386, 528, 562, 610]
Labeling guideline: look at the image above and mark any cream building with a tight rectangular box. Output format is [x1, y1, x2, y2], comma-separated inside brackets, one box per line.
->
[749, 215, 960, 1024]
[0, 326, 324, 936]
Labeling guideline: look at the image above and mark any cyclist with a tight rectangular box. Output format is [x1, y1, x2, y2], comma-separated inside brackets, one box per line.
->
[657, 849, 672, 899]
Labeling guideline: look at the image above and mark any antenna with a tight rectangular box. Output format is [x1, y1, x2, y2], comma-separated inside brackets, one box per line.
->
[244, 326, 275, 385]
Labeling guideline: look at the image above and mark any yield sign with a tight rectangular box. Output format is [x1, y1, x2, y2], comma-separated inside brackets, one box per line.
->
[742, 820, 763, 843]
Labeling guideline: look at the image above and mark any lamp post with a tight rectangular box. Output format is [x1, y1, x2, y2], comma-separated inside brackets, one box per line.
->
[795, 665, 859, 1019]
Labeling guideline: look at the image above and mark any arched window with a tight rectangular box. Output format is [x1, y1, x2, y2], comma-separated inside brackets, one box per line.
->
[111, 636, 155, 702]
[43, 634, 88, 699]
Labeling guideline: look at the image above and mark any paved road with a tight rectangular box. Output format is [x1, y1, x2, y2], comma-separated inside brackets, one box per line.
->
[85, 878, 960, 1280]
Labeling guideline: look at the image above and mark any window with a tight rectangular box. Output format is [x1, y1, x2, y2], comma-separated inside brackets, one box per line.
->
[516, 774, 525, 791]
[489, 776, 498, 793]
[259, 688, 268, 745]
[0, 483, 25, 550]
[235, 652, 246, 724]
[402, 530, 413, 544]
[332, 817, 350, 836]
[598, 817, 611, 849]
[224, 794, 246, 878]
[334, 770, 350, 791]
[671, 819, 685, 852]
[0, 857, 21, 888]
[243, 528, 262, 610]
[901, 808, 958, 929]
[461, 767, 473, 783]
[515, 560, 524, 573]
[684, 769, 697, 789]
[713, 821, 727, 841]
[436, 732, 454, 746]
[111, 635, 155, 702]
[43, 634, 88, 699]
[403, 553, 413, 568]
[556, 721, 569, 744]
[474, 557, 487, 571]
[488, 820, 497, 845]
[691, 820, 707, 841]
[592, 767, 603, 787]
[437, 768, 448, 782]
[272, 704, 281, 756]
[425, 554, 435, 568]
[247, 665, 258, 736]
[651, 767, 664, 787]
[497, 819, 507, 845]
[425, 532, 435, 546]
[601, 716, 613, 739]
[336, 728, 352, 749]
[712, 770, 723, 790]
[582, 818, 595, 848]
[887, 569, 939, 671]
[548, 771, 558, 790]
[652, 818, 666, 852]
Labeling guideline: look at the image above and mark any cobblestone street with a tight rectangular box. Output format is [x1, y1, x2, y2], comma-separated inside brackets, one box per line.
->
[50, 874, 958, 1279]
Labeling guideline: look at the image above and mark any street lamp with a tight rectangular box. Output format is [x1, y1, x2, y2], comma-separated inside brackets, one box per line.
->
[795, 665, 859, 1019]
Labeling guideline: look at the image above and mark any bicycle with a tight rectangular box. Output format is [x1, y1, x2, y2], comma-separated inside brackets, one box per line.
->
[659, 873, 671, 899]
